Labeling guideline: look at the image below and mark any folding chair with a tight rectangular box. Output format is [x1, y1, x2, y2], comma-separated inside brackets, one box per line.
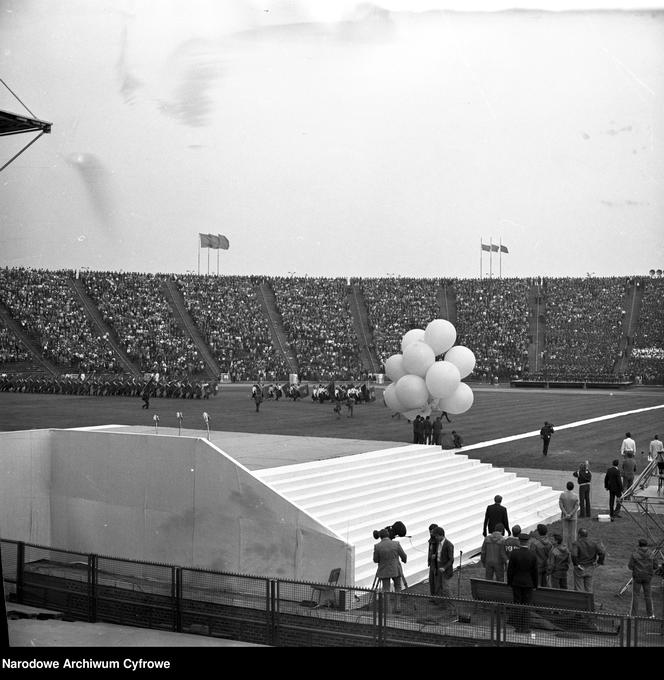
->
[311, 568, 341, 609]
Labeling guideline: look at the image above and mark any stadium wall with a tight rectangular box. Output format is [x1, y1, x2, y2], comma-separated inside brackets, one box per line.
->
[0, 428, 353, 585]
[0, 429, 52, 545]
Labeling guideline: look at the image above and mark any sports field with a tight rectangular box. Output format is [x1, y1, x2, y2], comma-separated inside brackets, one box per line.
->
[1, 382, 663, 616]
[2, 383, 663, 472]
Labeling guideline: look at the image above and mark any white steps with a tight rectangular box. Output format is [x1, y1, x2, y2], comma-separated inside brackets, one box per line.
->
[254, 444, 561, 588]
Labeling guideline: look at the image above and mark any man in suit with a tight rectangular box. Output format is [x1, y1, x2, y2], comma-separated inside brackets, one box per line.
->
[604, 459, 623, 520]
[429, 526, 455, 607]
[373, 528, 407, 613]
[506, 533, 539, 634]
[483, 495, 511, 537]
[540, 421, 554, 456]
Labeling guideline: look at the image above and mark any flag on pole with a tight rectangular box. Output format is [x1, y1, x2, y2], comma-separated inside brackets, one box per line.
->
[481, 243, 491, 252]
[500, 244, 509, 253]
[199, 233, 216, 248]
[199, 233, 230, 249]
[490, 244, 499, 252]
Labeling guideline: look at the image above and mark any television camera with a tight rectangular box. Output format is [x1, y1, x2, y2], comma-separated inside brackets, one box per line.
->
[372, 520, 407, 541]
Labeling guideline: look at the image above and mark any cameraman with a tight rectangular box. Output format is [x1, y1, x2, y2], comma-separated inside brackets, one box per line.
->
[373, 528, 408, 614]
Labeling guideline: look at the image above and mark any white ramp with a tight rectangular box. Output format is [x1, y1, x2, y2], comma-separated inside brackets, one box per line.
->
[254, 444, 562, 588]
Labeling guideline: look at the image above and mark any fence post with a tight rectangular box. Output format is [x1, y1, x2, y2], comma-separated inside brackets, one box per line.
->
[0, 541, 9, 648]
[15, 542, 25, 604]
[173, 567, 182, 633]
[269, 579, 278, 646]
[375, 592, 385, 646]
[88, 554, 97, 623]
[494, 604, 502, 647]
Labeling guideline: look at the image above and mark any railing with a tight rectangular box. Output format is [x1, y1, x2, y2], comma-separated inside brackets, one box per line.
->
[350, 285, 378, 375]
[257, 283, 297, 374]
[2, 538, 662, 647]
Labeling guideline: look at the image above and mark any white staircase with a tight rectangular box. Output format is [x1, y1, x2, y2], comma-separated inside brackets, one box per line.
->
[253, 444, 561, 588]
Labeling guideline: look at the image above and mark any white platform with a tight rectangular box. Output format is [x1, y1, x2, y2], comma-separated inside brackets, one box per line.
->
[254, 444, 562, 588]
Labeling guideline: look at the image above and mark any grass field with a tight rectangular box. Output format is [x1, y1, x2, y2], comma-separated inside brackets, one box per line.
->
[1, 382, 663, 617]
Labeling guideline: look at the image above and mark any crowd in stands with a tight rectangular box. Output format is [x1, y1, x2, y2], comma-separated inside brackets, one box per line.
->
[0, 267, 120, 373]
[0, 326, 30, 364]
[356, 277, 442, 367]
[629, 277, 664, 385]
[271, 276, 365, 381]
[0, 268, 660, 388]
[175, 274, 290, 382]
[82, 271, 205, 377]
[540, 277, 626, 380]
[454, 278, 531, 381]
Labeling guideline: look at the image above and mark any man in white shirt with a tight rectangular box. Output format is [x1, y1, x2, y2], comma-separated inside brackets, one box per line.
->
[648, 434, 663, 462]
[621, 432, 636, 457]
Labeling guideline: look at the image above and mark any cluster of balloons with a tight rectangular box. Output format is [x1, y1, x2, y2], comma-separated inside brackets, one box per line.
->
[382, 319, 475, 420]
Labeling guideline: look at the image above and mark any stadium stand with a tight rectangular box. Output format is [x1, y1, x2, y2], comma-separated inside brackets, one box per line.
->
[80, 270, 205, 377]
[0, 267, 120, 373]
[175, 274, 290, 382]
[454, 277, 532, 381]
[270, 276, 365, 382]
[356, 277, 442, 368]
[0, 269, 659, 388]
[538, 277, 627, 382]
[629, 277, 664, 385]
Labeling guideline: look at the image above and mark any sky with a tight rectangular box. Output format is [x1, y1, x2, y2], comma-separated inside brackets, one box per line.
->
[0, 0, 663, 279]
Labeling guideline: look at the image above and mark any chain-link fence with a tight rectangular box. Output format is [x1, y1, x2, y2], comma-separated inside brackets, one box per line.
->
[3, 538, 663, 647]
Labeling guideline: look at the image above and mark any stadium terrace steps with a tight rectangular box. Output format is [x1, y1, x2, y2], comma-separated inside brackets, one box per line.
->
[162, 279, 220, 379]
[253, 444, 562, 588]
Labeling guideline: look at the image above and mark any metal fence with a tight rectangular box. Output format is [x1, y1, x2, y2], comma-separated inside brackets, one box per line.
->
[2, 538, 663, 647]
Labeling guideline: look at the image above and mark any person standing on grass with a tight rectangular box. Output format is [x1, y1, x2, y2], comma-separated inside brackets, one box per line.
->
[547, 533, 571, 589]
[571, 528, 606, 593]
[540, 421, 554, 456]
[432, 416, 443, 446]
[621, 451, 638, 491]
[573, 461, 592, 518]
[483, 495, 511, 537]
[628, 538, 658, 618]
[649, 434, 663, 462]
[430, 526, 455, 608]
[426, 523, 439, 600]
[604, 459, 623, 520]
[373, 528, 407, 614]
[504, 524, 522, 559]
[481, 523, 508, 582]
[528, 524, 552, 587]
[507, 533, 539, 634]
[559, 481, 580, 551]
[621, 432, 636, 458]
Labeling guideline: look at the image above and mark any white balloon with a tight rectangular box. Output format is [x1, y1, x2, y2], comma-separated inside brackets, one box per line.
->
[439, 382, 474, 414]
[425, 360, 461, 399]
[424, 319, 457, 355]
[384, 353, 406, 382]
[395, 374, 429, 411]
[402, 341, 436, 378]
[382, 383, 405, 412]
[444, 345, 476, 379]
[401, 328, 425, 353]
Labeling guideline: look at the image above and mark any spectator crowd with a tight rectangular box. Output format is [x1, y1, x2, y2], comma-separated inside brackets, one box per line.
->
[0, 268, 661, 388]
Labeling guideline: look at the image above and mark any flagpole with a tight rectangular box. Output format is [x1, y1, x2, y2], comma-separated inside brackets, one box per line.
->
[207, 244, 210, 276]
[197, 235, 200, 276]
[217, 247, 220, 276]
[480, 239, 483, 279]
[499, 237, 502, 279]
[489, 237, 493, 279]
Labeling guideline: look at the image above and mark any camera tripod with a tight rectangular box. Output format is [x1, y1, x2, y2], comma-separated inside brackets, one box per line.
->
[369, 563, 408, 610]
